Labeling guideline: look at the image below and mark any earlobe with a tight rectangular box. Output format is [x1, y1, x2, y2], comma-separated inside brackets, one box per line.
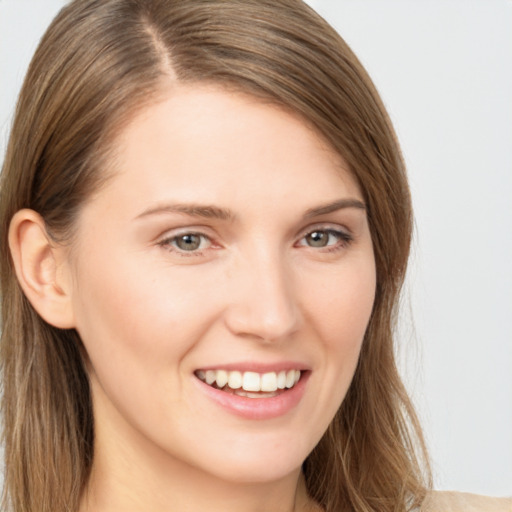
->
[8, 209, 76, 329]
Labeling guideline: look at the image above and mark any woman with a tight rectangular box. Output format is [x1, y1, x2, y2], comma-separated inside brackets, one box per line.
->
[0, 1, 509, 511]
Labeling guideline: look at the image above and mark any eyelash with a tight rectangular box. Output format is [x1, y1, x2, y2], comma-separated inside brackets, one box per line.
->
[158, 232, 213, 257]
[296, 228, 353, 253]
[157, 226, 353, 257]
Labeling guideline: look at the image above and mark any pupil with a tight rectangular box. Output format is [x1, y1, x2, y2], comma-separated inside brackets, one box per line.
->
[177, 234, 201, 251]
[307, 231, 328, 247]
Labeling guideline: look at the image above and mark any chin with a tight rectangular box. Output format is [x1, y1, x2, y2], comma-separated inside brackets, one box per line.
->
[207, 459, 302, 485]
[189, 433, 312, 484]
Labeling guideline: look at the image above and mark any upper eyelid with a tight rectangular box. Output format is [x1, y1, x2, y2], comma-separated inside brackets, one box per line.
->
[297, 222, 352, 238]
[159, 232, 213, 246]
[296, 227, 352, 245]
[157, 226, 215, 242]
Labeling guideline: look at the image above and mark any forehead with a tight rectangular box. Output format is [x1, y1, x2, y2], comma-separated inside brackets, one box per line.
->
[92, 84, 362, 218]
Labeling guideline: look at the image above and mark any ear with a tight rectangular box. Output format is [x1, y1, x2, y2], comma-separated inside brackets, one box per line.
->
[8, 209, 76, 329]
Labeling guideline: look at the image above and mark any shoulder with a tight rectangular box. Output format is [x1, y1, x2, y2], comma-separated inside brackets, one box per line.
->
[421, 491, 512, 512]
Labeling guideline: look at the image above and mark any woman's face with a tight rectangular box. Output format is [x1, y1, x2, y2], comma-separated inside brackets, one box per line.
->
[68, 85, 376, 484]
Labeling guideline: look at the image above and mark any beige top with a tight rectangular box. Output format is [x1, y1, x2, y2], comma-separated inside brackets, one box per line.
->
[422, 491, 512, 512]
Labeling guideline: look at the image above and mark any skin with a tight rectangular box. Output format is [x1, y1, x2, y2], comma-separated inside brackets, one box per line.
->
[11, 84, 376, 512]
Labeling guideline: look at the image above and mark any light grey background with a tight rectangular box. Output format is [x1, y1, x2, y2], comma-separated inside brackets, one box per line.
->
[1, 0, 511, 497]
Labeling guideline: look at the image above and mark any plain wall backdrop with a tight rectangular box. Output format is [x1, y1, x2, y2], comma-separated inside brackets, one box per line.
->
[1, 0, 511, 497]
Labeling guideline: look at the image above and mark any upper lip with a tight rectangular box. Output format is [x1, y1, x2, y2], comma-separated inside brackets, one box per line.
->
[196, 362, 310, 373]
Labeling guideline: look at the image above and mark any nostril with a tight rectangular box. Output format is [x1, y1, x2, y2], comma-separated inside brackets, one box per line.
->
[223, 300, 300, 343]
[221, 257, 300, 341]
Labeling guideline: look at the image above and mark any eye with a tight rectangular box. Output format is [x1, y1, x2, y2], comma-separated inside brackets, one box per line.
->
[298, 228, 352, 250]
[159, 232, 212, 253]
[304, 230, 331, 248]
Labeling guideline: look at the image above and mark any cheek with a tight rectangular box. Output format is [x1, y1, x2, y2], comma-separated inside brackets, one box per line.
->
[305, 257, 376, 347]
[70, 248, 220, 391]
[304, 256, 376, 401]
[69, 254, 226, 445]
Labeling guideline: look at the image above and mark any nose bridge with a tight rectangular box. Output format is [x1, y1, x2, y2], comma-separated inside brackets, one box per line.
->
[224, 243, 300, 342]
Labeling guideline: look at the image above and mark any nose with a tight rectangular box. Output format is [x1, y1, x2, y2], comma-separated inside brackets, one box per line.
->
[223, 249, 301, 343]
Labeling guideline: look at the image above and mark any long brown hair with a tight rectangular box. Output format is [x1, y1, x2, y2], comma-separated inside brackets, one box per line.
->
[0, 1, 431, 510]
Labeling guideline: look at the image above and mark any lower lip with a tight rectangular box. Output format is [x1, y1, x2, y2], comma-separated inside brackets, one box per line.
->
[194, 372, 310, 420]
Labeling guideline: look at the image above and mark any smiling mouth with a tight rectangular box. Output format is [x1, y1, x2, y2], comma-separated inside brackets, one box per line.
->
[195, 369, 302, 398]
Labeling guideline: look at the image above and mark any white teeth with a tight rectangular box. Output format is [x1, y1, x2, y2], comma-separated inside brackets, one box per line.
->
[216, 369, 228, 388]
[197, 369, 302, 393]
[261, 372, 278, 392]
[205, 370, 216, 385]
[277, 370, 286, 389]
[242, 371, 261, 392]
[228, 371, 242, 389]
[285, 370, 296, 388]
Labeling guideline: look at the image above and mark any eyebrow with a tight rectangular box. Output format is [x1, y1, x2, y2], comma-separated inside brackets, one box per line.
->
[135, 203, 234, 221]
[135, 198, 366, 222]
[303, 198, 366, 218]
